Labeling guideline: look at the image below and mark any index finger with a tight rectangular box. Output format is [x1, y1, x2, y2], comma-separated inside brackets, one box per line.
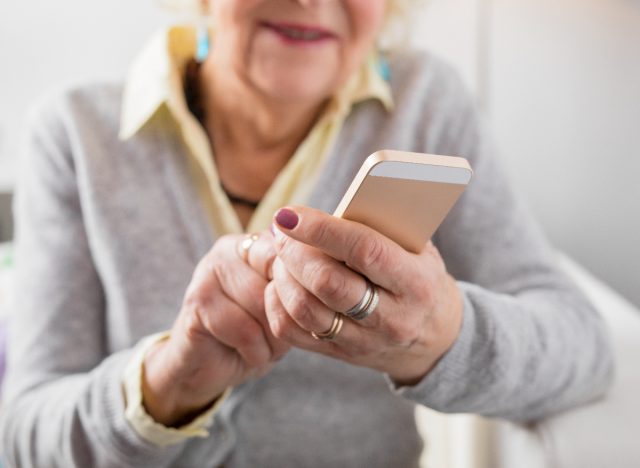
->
[271, 206, 420, 293]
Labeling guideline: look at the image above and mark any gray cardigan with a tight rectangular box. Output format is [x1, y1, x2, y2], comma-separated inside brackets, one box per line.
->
[1, 51, 613, 468]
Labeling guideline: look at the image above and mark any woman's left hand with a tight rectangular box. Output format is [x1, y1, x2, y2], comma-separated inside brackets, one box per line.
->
[264, 206, 464, 386]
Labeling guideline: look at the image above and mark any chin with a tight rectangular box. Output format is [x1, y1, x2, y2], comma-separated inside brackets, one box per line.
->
[268, 83, 333, 103]
[251, 64, 339, 104]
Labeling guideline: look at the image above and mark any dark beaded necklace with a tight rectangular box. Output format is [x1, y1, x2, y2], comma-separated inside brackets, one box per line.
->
[219, 183, 261, 209]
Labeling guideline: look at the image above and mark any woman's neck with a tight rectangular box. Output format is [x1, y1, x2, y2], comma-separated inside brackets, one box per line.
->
[192, 53, 329, 220]
[198, 54, 326, 158]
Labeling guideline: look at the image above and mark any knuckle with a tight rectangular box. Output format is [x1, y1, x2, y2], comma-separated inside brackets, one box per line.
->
[406, 279, 425, 301]
[352, 237, 387, 272]
[269, 312, 291, 340]
[180, 304, 209, 341]
[212, 261, 228, 281]
[412, 280, 436, 309]
[237, 323, 263, 349]
[287, 289, 314, 325]
[198, 248, 225, 279]
[309, 218, 333, 247]
[309, 264, 348, 302]
[193, 256, 213, 280]
[238, 332, 270, 366]
[177, 300, 211, 343]
[385, 316, 420, 347]
[183, 284, 211, 311]
[187, 270, 203, 294]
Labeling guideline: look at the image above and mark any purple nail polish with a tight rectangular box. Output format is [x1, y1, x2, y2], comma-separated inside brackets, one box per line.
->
[275, 208, 299, 230]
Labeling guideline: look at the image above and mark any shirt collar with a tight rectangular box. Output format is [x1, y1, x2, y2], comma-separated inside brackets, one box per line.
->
[119, 25, 393, 140]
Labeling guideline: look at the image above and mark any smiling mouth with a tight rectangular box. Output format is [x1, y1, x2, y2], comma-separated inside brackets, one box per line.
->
[260, 21, 337, 44]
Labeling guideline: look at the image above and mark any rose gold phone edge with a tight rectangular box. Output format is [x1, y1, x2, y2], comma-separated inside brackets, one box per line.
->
[333, 150, 473, 253]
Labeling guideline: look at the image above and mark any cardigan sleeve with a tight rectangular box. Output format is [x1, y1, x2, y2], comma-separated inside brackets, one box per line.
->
[122, 331, 231, 446]
[0, 95, 194, 467]
[388, 65, 614, 422]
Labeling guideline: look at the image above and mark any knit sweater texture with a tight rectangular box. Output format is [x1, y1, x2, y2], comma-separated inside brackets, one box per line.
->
[0, 51, 613, 467]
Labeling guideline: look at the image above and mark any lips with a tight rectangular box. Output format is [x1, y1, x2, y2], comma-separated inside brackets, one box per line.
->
[260, 21, 337, 44]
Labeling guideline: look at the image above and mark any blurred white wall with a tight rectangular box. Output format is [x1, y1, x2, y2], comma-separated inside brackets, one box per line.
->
[0, 0, 173, 191]
[0, 0, 638, 306]
[410, 0, 483, 97]
[487, 0, 640, 307]
[415, 0, 640, 307]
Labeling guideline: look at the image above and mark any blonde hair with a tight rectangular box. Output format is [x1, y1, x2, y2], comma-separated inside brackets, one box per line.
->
[381, 0, 424, 49]
[387, 0, 417, 19]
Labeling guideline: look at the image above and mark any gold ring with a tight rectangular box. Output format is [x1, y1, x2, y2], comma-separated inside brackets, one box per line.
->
[311, 312, 344, 341]
[238, 233, 260, 263]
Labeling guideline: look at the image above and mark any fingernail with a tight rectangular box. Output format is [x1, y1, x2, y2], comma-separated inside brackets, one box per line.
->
[275, 208, 299, 230]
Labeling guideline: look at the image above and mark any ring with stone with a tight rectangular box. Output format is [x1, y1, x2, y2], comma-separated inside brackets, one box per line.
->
[238, 233, 260, 263]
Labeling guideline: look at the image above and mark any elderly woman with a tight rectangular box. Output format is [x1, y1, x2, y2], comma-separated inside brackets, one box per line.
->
[1, 0, 612, 466]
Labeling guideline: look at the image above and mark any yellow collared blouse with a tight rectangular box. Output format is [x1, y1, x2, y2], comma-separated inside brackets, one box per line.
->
[119, 25, 393, 446]
[119, 25, 393, 235]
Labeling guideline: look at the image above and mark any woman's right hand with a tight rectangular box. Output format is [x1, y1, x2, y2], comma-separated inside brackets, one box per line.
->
[141, 232, 287, 426]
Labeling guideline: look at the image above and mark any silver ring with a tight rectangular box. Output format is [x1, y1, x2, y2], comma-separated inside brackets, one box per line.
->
[344, 280, 379, 321]
[350, 284, 379, 321]
[344, 280, 373, 318]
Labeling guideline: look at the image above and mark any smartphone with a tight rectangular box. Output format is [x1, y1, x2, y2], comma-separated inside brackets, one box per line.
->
[333, 150, 473, 253]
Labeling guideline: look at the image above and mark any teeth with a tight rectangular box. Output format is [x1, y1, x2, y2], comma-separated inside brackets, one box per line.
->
[303, 31, 322, 40]
[277, 26, 323, 41]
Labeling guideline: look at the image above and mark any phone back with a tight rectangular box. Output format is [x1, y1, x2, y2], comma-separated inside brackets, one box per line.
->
[334, 151, 472, 253]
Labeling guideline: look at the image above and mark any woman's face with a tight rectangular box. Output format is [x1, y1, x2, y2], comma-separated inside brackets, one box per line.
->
[209, 0, 387, 103]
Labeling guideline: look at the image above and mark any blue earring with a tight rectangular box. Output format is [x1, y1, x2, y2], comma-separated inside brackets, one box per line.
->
[376, 54, 391, 82]
[196, 22, 209, 63]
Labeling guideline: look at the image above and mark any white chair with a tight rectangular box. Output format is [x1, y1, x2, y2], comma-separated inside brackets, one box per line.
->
[417, 253, 640, 468]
